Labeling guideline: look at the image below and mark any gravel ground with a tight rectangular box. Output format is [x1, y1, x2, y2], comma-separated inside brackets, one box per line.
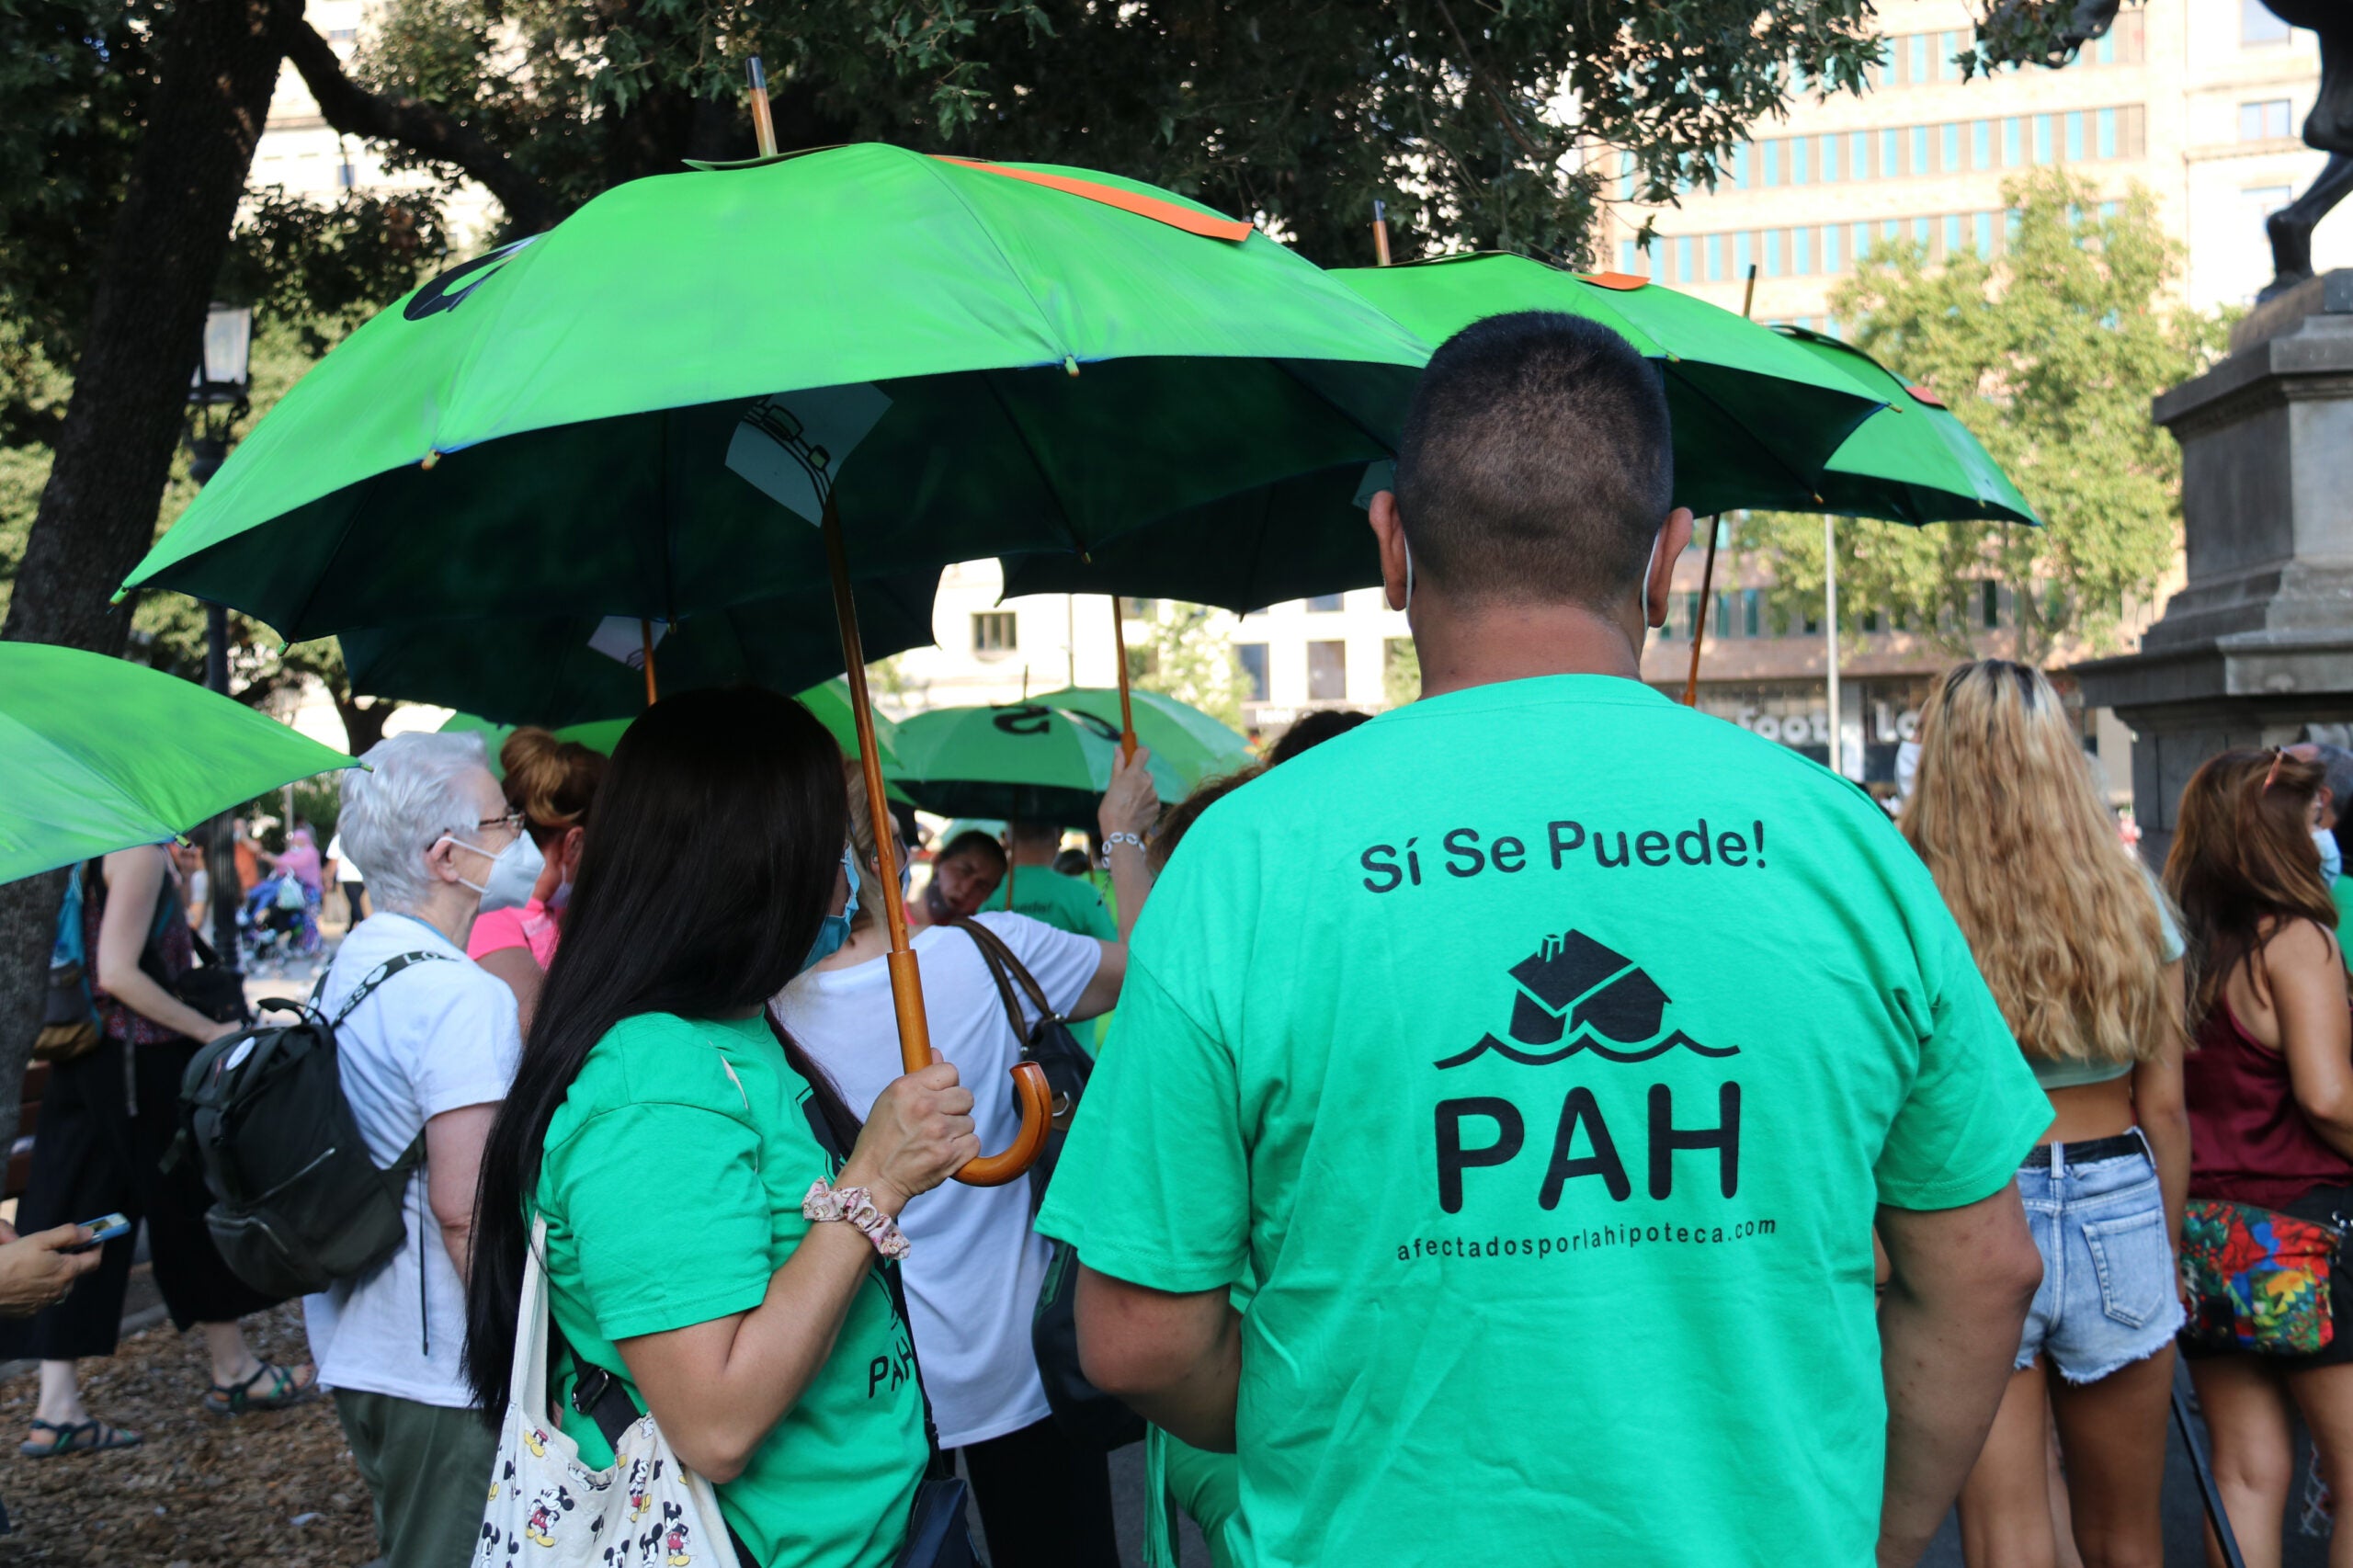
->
[0, 1300, 380, 1566]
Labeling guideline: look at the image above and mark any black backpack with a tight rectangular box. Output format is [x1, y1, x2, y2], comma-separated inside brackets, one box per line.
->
[173, 952, 448, 1299]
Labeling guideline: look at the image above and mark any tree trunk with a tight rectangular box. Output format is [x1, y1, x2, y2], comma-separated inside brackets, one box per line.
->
[334, 694, 397, 756]
[0, 0, 286, 1153]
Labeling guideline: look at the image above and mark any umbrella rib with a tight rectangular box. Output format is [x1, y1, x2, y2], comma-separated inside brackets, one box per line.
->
[905, 151, 1075, 368]
[1669, 365, 1870, 510]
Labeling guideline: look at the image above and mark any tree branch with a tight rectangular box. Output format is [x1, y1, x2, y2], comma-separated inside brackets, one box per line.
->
[268, 0, 560, 234]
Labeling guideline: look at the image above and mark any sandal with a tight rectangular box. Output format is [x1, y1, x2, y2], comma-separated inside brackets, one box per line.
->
[202, 1359, 317, 1415]
[19, 1417, 142, 1458]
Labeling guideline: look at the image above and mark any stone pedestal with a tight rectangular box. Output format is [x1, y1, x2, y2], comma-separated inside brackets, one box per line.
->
[2073, 270, 2353, 866]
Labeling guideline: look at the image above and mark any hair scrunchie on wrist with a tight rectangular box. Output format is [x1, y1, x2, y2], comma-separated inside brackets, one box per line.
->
[801, 1179, 910, 1259]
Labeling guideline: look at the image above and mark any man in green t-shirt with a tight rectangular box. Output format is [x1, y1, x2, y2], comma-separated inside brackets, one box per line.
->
[983, 820, 1118, 939]
[1036, 312, 2049, 1568]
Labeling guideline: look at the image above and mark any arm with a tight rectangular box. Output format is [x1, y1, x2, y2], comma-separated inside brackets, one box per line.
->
[1074, 1265, 1240, 1451]
[1097, 744, 1159, 946]
[426, 1103, 500, 1281]
[92, 849, 234, 1042]
[475, 947, 546, 1035]
[1071, 942, 1129, 1022]
[1874, 1186, 2043, 1568]
[2269, 922, 2353, 1159]
[2132, 959, 2190, 1244]
[613, 1063, 978, 1483]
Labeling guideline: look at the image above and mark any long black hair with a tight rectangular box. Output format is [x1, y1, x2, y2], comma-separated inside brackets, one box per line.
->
[462, 686, 859, 1419]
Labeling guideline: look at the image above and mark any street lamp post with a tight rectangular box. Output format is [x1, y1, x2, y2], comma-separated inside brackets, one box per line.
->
[188, 301, 252, 956]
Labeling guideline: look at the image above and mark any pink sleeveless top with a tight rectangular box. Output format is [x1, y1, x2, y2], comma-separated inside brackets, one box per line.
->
[2186, 1003, 2353, 1209]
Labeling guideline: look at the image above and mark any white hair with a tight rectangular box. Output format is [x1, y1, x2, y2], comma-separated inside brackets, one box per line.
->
[338, 731, 492, 913]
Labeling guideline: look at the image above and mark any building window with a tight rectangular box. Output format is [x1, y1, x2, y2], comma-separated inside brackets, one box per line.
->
[1942, 121, 1962, 172]
[1972, 119, 1992, 169]
[1307, 641, 1347, 701]
[1620, 240, 1638, 274]
[1707, 233, 1725, 281]
[2242, 99, 2294, 141]
[1913, 124, 1932, 174]
[1945, 213, 1965, 257]
[1793, 227, 1814, 276]
[1237, 642, 1269, 702]
[1676, 235, 1694, 283]
[1733, 143, 1751, 189]
[2245, 0, 2294, 44]
[1938, 30, 1964, 78]
[1819, 133, 1840, 183]
[1881, 127, 1904, 178]
[1850, 130, 1871, 179]
[1714, 592, 1734, 640]
[1791, 136, 1811, 185]
[2097, 107, 2118, 158]
[2003, 117, 2024, 165]
[1974, 210, 1996, 256]
[1306, 593, 1345, 612]
[1743, 588, 1763, 638]
[1909, 33, 1931, 83]
[1120, 597, 1158, 619]
[972, 612, 1017, 653]
[2034, 114, 2054, 164]
[327, 25, 358, 40]
[1981, 581, 2000, 629]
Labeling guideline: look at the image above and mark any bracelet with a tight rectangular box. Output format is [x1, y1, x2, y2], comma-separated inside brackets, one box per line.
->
[801, 1179, 910, 1259]
[1099, 832, 1147, 869]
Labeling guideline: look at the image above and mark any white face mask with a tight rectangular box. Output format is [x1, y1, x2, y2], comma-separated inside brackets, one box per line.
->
[2317, 827, 2342, 889]
[445, 830, 544, 912]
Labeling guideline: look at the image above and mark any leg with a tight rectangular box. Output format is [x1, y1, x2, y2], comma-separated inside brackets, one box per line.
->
[2284, 1360, 2353, 1568]
[2265, 153, 2353, 299]
[2189, 1355, 2295, 1568]
[335, 1389, 497, 1568]
[2049, 1344, 2175, 1568]
[959, 1417, 1120, 1568]
[1958, 1364, 2063, 1568]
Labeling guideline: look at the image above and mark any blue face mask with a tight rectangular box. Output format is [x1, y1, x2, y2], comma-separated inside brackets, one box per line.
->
[798, 844, 860, 973]
[2317, 828, 2342, 889]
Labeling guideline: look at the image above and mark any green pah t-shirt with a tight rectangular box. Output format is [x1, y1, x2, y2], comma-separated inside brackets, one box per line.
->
[536, 1012, 926, 1568]
[1036, 675, 2049, 1568]
[983, 861, 1117, 940]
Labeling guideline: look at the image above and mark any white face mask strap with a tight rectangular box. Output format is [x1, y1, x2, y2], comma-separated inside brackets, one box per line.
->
[1643, 526, 1669, 627]
[432, 834, 491, 895]
[1403, 537, 1415, 612]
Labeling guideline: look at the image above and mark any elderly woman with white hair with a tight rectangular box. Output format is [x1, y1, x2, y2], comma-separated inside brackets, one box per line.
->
[305, 730, 526, 1568]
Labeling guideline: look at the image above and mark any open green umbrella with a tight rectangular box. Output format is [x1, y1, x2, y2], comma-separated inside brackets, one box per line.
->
[0, 643, 358, 885]
[1001, 254, 1893, 629]
[1028, 687, 1252, 789]
[123, 139, 1427, 1187]
[444, 676, 902, 768]
[341, 571, 940, 731]
[1770, 326, 2040, 528]
[886, 702, 1183, 826]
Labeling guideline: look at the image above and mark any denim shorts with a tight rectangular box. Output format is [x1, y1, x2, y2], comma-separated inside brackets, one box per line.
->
[2014, 1137, 2186, 1383]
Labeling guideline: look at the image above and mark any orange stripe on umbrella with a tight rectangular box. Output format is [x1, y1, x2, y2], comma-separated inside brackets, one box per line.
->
[932, 156, 1254, 243]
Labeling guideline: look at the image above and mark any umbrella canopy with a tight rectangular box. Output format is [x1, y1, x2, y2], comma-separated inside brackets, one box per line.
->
[1000, 254, 1892, 612]
[0, 643, 358, 885]
[1336, 256, 1889, 517]
[119, 143, 1432, 642]
[442, 676, 902, 768]
[1770, 327, 2040, 528]
[342, 572, 941, 730]
[1026, 686, 1252, 789]
[888, 703, 1187, 827]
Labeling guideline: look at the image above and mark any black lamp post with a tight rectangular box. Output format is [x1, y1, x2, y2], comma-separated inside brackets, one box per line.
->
[188, 301, 252, 954]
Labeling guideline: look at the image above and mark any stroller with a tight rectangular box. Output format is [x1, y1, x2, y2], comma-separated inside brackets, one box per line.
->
[240, 873, 323, 974]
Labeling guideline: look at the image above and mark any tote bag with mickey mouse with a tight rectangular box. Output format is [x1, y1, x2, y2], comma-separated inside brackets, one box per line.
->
[474, 1218, 740, 1568]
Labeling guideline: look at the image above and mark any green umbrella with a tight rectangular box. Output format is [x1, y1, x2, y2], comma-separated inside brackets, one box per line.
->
[121, 139, 1427, 1187]
[443, 677, 901, 768]
[117, 143, 1429, 642]
[0, 643, 358, 885]
[1029, 686, 1252, 789]
[1770, 326, 2040, 528]
[1002, 255, 1894, 618]
[1336, 255, 1889, 517]
[341, 571, 940, 731]
[887, 702, 1188, 826]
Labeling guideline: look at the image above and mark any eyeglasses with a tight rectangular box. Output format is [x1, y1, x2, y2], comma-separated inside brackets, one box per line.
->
[478, 811, 528, 834]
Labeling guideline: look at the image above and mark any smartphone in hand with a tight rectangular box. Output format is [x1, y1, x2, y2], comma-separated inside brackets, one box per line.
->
[61, 1213, 131, 1254]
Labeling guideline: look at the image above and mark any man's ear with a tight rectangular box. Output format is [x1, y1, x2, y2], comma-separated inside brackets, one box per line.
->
[1369, 491, 1410, 613]
[1645, 508, 1697, 629]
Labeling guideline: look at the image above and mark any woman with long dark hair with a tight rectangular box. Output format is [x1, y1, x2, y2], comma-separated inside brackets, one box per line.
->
[2168, 748, 2353, 1568]
[463, 687, 979, 1568]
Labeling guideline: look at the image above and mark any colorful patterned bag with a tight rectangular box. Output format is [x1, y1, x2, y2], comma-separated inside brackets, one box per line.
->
[2178, 1199, 2343, 1356]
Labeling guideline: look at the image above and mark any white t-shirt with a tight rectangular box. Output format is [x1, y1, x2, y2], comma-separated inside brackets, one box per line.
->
[774, 913, 1104, 1448]
[302, 910, 522, 1408]
[325, 833, 366, 884]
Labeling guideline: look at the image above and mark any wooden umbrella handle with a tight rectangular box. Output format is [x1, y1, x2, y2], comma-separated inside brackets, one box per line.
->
[824, 494, 1049, 1187]
[1109, 599, 1139, 761]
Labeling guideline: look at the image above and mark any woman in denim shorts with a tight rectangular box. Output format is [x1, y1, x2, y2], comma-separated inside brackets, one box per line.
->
[1903, 662, 2190, 1567]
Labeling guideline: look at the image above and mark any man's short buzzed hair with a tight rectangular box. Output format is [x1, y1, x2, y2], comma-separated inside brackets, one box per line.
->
[1393, 310, 1674, 608]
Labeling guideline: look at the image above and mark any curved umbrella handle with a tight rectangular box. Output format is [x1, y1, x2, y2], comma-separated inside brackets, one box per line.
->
[953, 1062, 1054, 1187]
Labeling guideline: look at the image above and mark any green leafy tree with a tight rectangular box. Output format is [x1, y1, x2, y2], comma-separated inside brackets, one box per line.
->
[1383, 636, 1422, 708]
[1742, 169, 2225, 665]
[1131, 602, 1244, 729]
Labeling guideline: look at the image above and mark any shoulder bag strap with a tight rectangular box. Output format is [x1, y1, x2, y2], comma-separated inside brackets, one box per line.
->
[328, 950, 452, 1027]
[949, 918, 1031, 1042]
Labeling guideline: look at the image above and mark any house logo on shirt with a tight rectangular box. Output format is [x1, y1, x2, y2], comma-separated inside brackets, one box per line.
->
[1435, 927, 1739, 1071]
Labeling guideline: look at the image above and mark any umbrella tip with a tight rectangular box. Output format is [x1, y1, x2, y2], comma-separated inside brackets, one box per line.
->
[1063, 354, 1080, 378]
[420, 449, 441, 470]
[108, 589, 128, 605]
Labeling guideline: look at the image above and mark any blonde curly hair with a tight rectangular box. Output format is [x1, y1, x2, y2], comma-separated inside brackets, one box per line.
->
[1902, 660, 2182, 1067]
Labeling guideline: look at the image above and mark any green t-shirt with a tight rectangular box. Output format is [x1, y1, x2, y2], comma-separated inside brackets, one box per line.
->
[536, 1012, 925, 1568]
[983, 862, 1118, 940]
[1036, 675, 2049, 1568]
